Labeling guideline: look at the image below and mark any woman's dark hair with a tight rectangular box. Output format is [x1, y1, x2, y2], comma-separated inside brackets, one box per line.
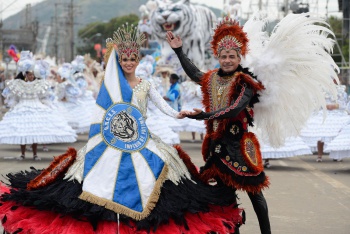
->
[15, 71, 36, 80]
[170, 73, 180, 80]
[15, 72, 25, 80]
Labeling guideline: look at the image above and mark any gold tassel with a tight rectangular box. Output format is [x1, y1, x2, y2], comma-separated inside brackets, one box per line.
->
[79, 165, 168, 220]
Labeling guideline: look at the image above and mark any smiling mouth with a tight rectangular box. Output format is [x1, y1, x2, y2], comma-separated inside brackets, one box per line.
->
[162, 21, 180, 31]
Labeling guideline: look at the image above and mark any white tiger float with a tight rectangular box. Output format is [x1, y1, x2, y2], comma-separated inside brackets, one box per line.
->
[148, 0, 217, 70]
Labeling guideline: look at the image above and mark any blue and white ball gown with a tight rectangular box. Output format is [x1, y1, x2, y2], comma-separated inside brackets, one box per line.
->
[0, 79, 76, 145]
[300, 85, 350, 152]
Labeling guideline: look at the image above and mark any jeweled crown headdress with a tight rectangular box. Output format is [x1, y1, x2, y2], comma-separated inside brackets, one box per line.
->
[211, 16, 248, 57]
[104, 23, 146, 64]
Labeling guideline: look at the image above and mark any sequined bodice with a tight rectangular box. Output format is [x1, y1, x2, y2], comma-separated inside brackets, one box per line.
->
[132, 78, 178, 119]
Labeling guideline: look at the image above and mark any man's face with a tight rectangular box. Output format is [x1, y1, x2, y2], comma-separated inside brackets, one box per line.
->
[218, 49, 241, 73]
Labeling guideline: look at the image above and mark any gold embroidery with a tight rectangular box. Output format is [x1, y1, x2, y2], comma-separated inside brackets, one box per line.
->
[211, 73, 236, 111]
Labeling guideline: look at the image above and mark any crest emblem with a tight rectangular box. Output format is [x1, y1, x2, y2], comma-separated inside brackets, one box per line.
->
[110, 108, 138, 142]
[102, 103, 148, 151]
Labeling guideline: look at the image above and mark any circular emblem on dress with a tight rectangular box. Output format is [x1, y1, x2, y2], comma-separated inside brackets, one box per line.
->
[102, 103, 149, 151]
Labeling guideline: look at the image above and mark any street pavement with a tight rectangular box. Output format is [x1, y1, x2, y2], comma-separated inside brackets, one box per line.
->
[0, 132, 350, 234]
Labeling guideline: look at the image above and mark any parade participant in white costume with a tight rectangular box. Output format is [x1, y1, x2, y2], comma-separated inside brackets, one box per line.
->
[154, 62, 173, 95]
[56, 63, 92, 133]
[300, 83, 350, 162]
[0, 52, 76, 160]
[72, 55, 96, 122]
[177, 79, 205, 141]
[252, 126, 312, 168]
[0, 24, 243, 234]
[324, 86, 350, 161]
[81, 54, 101, 97]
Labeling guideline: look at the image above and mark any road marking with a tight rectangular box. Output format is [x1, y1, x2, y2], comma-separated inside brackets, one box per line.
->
[291, 157, 350, 197]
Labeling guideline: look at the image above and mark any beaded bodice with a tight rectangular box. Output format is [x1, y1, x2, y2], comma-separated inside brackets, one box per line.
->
[6, 79, 50, 100]
[132, 78, 178, 119]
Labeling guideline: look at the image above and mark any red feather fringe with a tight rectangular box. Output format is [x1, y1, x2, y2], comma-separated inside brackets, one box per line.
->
[211, 20, 249, 57]
[27, 148, 77, 190]
[173, 145, 201, 180]
[0, 196, 243, 234]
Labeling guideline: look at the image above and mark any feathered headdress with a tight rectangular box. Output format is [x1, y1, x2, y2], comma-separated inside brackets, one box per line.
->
[104, 23, 146, 64]
[211, 16, 248, 57]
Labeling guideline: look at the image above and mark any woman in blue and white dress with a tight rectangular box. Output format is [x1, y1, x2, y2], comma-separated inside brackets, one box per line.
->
[0, 27, 242, 234]
[325, 92, 350, 161]
[0, 52, 77, 160]
[300, 84, 350, 162]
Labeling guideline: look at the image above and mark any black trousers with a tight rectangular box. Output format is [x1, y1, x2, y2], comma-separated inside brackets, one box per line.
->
[247, 191, 271, 234]
[214, 176, 271, 234]
[233, 191, 270, 234]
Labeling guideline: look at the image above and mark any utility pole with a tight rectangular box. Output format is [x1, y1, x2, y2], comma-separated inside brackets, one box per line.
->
[54, 3, 58, 63]
[69, 0, 74, 62]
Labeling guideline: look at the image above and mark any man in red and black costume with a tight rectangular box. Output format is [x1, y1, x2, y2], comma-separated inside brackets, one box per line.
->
[167, 16, 271, 234]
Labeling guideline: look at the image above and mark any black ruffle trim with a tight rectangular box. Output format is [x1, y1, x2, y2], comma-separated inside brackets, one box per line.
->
[1, 167, 238, 232]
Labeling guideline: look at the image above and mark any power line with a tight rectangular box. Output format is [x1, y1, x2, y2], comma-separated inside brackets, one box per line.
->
[0, 0, 19, 14]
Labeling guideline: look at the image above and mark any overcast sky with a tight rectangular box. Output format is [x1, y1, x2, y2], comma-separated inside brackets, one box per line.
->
[0, 0, 340, 20]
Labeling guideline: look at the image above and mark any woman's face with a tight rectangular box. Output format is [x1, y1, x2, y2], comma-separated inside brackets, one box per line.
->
[25, 71, 35, 81]
[120, 54, 139, 75]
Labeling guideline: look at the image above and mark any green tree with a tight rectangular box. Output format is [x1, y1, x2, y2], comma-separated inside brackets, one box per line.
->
[77, 14, 139, 59]
[328, 16, 349, 65]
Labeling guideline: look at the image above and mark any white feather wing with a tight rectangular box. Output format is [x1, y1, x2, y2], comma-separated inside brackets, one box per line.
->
[243, 13, 339, 147]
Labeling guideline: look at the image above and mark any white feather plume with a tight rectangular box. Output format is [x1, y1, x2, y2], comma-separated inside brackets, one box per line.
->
[242, 13, 339, 147]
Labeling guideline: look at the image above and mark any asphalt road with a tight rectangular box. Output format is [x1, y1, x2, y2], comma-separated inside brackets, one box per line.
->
[0, 132, 350, 234]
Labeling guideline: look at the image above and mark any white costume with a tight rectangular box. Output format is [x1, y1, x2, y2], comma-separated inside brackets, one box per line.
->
[300, 85, 350, 152]
[176, 80, 206, 134]
[56, 63, 92, 134]
[325, 87, 350, 160]
[0, 55, 76, 145]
